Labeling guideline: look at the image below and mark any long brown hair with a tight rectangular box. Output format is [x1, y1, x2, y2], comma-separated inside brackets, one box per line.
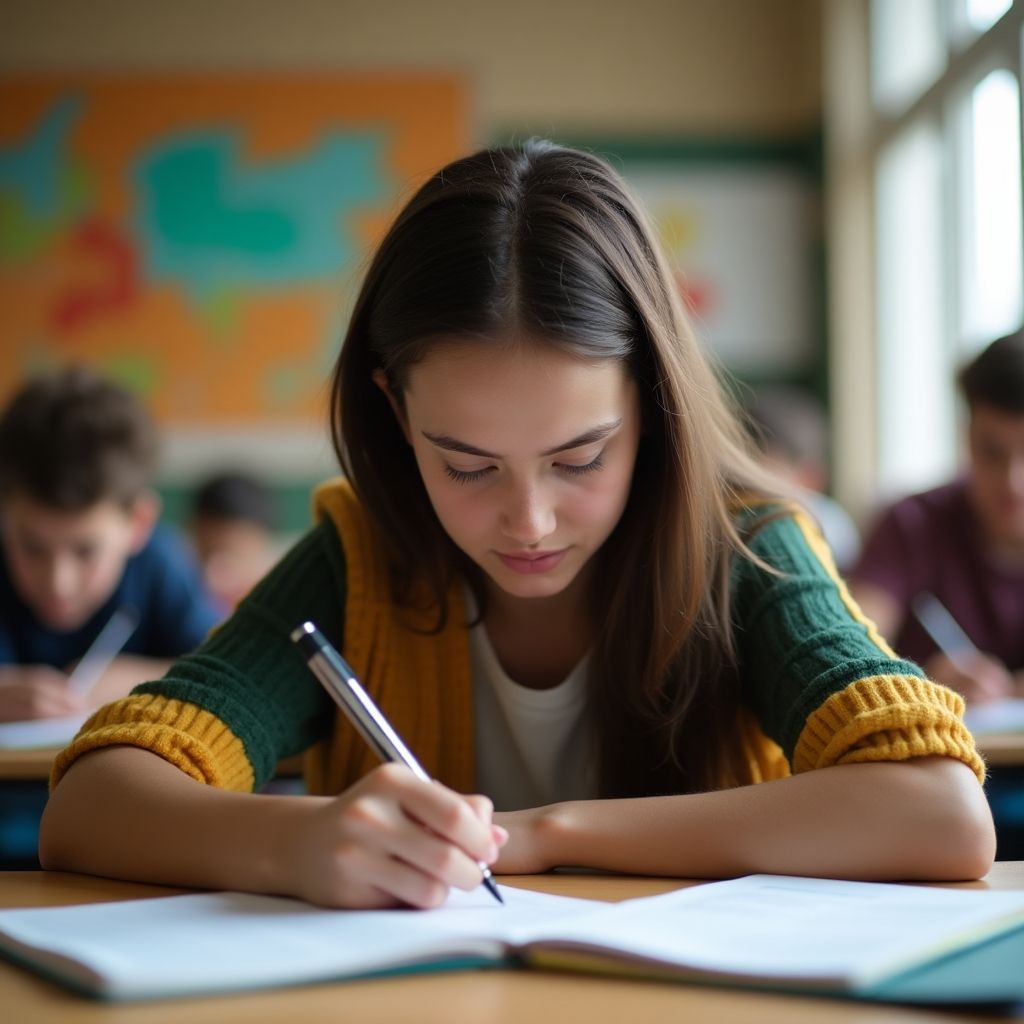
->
[331, 139, 784, 797]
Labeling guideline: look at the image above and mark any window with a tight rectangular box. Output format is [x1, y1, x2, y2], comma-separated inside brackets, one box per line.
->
[859, 1, 1023, 501]
[957, 67, 1023, 351]
[871, 0, 946, 113]
[876, 122, 955, 492]
[962, 0, 1013, 34]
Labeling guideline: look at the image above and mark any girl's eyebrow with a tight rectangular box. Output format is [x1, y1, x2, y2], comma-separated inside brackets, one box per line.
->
[421, 419, 623, 459]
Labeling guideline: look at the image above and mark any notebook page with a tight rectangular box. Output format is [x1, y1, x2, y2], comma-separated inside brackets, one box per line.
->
[0, 713, 88, 750]
[0, 884, 598, 1000]
[521, 874, 1024, 988]
[964, 698, 1024, 736]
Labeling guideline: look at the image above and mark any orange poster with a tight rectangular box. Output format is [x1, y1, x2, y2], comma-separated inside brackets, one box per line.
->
[0, 74, 467, 424]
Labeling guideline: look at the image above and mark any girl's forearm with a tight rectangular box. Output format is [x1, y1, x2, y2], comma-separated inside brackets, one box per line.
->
[39, 747, 321, 895]
[40, 748, 502, 909]
[516, 757, 995, 882]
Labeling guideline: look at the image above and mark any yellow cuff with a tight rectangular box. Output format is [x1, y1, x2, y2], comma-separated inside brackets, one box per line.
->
[50, 694, 255, 793]
[793, 676, 985, 782]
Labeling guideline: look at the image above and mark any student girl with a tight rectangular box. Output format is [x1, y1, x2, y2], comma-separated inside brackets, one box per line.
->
[40, 140, 994, 908]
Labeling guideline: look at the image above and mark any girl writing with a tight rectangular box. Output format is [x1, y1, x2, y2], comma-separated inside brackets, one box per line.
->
[40, 140, 994, 907]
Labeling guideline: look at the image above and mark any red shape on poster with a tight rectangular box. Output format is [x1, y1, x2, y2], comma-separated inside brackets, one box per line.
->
[53, 219, 139, 333]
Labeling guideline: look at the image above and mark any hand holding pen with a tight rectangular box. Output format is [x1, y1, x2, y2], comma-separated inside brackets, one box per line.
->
[912, 593, 1014, 703]
[0, 605, 139, 721]
[291, 622, 506, 909]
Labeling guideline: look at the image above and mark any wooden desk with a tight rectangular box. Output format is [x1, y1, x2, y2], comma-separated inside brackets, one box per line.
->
[976, 733, 1024, 766]
[2, 865, 1023, 1023]
[0, 747, 57, 781]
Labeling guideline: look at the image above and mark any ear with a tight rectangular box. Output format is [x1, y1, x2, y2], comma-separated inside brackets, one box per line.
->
[126, 489, 161, 554]
[372, 368, 412, 445]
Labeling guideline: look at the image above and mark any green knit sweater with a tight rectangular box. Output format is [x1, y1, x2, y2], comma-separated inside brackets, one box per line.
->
[52, 492, 983, 795]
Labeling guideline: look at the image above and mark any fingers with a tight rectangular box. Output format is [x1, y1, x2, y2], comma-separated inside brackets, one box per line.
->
[466, 795, 510, 851]
[326, 838, 452, 909]
[0, 678, 83, 720]
[926, 651, 1013, 703]
[965, 676, 1012, 702]
[308, 765, 500, 910]
[345, 780, 490, 891]
[959, 654, 1013, 703]
[389, 769, 498, 866]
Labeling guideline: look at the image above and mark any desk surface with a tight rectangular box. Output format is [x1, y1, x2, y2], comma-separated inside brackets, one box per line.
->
[2, 864, 1023, 1023]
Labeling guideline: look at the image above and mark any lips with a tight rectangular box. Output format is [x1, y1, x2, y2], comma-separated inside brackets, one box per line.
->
[495, 549, 568, 574]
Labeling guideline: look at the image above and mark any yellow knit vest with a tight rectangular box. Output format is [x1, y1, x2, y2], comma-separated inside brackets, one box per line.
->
[303, 479, 476, 795]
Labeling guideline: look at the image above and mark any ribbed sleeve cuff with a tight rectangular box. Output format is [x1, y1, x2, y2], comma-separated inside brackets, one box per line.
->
[49, 694, 255, 793]
[792, 675, 985, 782]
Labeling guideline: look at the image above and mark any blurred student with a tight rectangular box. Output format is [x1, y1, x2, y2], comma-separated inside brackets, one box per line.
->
[849, 331, 1024, 705]
[744, 385, 861, 572]
[0, 366, 221, 722]
[189, 471, 281, 615]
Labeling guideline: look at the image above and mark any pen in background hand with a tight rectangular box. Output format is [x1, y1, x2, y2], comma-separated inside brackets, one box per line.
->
[290, 620, 503, 905]
[67, 605, 140, 696]
[911, 593, 976, 670]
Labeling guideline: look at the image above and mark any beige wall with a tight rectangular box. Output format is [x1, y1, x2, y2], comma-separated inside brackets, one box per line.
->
[2, 0, 821, 139]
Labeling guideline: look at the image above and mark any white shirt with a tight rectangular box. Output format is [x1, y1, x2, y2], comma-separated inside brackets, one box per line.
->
[470, 617, 597, 811]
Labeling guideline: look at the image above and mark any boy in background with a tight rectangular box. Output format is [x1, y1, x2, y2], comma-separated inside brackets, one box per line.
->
[849, 332, 1024, 859]
[0, 366, 221, 722]
[189, 471, 281, 615]
[849, 331, 1024, 705]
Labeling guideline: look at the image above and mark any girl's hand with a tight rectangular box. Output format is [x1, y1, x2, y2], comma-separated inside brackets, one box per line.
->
[279, 763, 505, 909]
[492, 806, 560, 875]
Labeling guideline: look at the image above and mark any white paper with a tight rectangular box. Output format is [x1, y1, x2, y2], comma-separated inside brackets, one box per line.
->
[523, 874, 1024, 987]
[964, 698, 1024, 736]
[0, 885, 598, 1000]
[3, 875, 1024, 1000]
[0, 713, 88, 750]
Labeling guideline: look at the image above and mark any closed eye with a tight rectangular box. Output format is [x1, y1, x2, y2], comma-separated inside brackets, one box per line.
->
[444, 464, 496, 485]
[558, 453, 605, 477]
[443, 452, 606, 485]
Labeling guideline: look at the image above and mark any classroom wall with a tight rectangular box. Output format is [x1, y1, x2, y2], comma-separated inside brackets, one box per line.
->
[2, 0, 823, 531]
[2, 0, 821, 138]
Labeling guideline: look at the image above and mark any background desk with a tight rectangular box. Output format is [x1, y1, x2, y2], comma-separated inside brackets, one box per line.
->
[1, 866, 1022, 1024]
[978, 734, 1024, 766]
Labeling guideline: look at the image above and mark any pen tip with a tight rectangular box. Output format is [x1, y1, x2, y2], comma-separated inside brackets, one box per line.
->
[482, 873, 504, 904]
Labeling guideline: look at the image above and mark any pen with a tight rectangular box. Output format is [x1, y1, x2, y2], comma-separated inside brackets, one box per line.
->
[911, 593, 976, 669]
[67, 605, 140, 696]
[290, 620, 503, 905]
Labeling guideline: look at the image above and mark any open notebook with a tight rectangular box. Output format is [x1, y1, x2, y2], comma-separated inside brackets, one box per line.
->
[2, 875, 1024, 1005]
[0, 713, 89, 750]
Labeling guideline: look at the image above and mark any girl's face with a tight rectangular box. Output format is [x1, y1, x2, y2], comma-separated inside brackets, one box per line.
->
[390, 340, 642, 602]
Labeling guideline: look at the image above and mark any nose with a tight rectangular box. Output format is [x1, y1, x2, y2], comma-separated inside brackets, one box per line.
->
[499, 479, 557, 547]
[44, 554, 79, 603]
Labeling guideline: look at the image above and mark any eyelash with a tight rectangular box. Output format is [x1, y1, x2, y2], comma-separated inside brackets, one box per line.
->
[443, 454, 605, 485]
